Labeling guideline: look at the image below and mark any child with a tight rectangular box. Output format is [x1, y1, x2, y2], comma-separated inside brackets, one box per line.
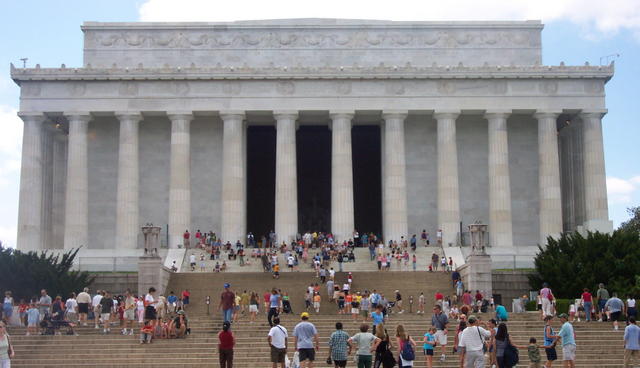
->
[18, 299, 28, 327]
[423, 327, 437, 368]
[140, 320, 153, 344]
[417, 292, 425, 314]
[313, 292, 321, 313]
[528, 337, 542, 368]
[199, 254, 206, 272]
[26, 303, 39, 336]
[412, 255, 417, 271]
[214, 262, 220, 272]
[568, 303, 576, 322]
[273, 263, 280, 279]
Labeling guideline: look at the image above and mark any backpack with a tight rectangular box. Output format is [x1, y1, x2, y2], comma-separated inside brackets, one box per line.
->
[400, 338, 415, 361]
[504, 339, 520, 366]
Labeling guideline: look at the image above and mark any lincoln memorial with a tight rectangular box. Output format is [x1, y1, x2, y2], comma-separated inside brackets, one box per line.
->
[10, 19, 614, 269]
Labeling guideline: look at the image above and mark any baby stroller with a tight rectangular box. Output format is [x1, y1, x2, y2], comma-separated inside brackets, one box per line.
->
[385, 301, 396, 315]
[282, 299, 293, 314]
[40, 315, 77, 335]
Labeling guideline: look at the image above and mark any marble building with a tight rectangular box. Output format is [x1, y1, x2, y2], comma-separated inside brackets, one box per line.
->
[10, 19, 614, 268]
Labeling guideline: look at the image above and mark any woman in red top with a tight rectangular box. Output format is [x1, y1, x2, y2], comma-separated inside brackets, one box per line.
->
[581, 288, 593, 322]
[218, 321, 235, 368]
[181, 290, 190, 310]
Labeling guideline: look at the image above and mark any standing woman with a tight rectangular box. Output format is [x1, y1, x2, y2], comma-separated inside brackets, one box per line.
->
[249, 292, 259, 323]
[2, 293, 13, 325]
[0, 322, 14, 367]
[493, 323, 523, 368]
[374, 324, 394, 368]
[395, 324, 416, 368]
[218, 321, 234, 368]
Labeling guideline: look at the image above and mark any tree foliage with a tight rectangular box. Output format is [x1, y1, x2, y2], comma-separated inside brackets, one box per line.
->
[0, 246, 94, 301]
[619, 206, 640, 234]
[529, 230, 640, 298]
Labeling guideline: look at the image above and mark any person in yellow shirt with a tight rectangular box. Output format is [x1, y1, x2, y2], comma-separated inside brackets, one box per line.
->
[273, 264, 280, 279]
[313, 292, 321, 313]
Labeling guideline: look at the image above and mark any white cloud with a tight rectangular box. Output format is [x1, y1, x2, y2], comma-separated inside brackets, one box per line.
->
[138, 0, 640, 39]
[607, 175, 640, 204]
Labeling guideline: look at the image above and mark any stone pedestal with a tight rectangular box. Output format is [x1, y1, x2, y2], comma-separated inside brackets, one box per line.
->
[461, 253, 493, 298]
[137, 255, 170, 297]
[142, 225, 162, 256]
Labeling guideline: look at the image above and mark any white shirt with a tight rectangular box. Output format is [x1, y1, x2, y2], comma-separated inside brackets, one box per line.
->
[65, 298, 78, 312]
[268, 325, 288, 349]
[136, 300, 144, 311]
[329, 270, 335, 277]
[76, 292, 91, 304]
[92, 294, 103, 307]
[628, 299, 636, 308]
[287, 256, 295, 265]
[190, 254, 196, 263]
[458, 326, 491, 352]
[145, 293, 156, 308]
[343, 284, 350, 291]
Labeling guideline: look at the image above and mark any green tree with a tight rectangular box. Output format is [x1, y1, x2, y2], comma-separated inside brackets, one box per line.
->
[619, 206, 640, 234]
[0, 246, 94, 301]
[529, 230, 640, 298]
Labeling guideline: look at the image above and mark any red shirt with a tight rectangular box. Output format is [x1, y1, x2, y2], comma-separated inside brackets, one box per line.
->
[220, 290, 235, 310]
[435, 292, 443, 301]
[183, 232, 190, 239]
[475, 293, 483, 301]
[182, 290, 190, 299]
[218, 330, 235, 349]
[264, 293, 271, 303]
[582, 292, 592, 302]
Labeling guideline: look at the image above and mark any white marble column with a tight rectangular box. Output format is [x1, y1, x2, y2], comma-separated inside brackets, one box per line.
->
[274, 111, 298, 244]
[535, 112, 563, 244]
[167, 112, 193, 248]
[51, 131, 68, 249]
[115, 113, 142, 250]
[485, 111, 514, 248]
[382, 111, 408, 243]
[434, 111, 461, 247]
[581, 110, 613, 232]
[16, 112, 46, 252]
[41, 125, 54, 249]
[220, 112, 246, 244]
[330, 112, 355, 242]
[63, 113, 91, 250]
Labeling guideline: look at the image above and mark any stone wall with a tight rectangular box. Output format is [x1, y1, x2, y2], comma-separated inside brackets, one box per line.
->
[492, 270, 533, 310]
[90, 272, 138, 295]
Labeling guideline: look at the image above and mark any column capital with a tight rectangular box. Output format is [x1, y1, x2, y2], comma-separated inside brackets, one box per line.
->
[433, 111, 460, 120]
[273, 110, 298, 120]
[533, 111, 561, 120]
[382, 110, 408, 120]
[580, 109, 608, 119]
[329, 111, 355, 120]
[115, 112, 143, 122]
[17, 111, 46, 123]
[166, 111, 193, 121]
[64, 112, 92, 123]
[219, 111, 245, 121]
[484, 110, 511, 120]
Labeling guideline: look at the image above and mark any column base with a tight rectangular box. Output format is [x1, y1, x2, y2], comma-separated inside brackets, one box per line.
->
[583, 219, 614, 234]
[459, 253, 493, 298]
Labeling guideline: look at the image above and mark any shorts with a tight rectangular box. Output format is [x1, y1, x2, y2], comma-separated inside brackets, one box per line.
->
[361, 310, 369, 317]
[611, 311, 621, 321]
[183, 297, 190, 305]
[338, 301, 345, 308]
[298, 348, 316, 362]
[101, 313, 111, 322]
[435, 330, 447, 345]
[144, 306, 157, 320]
[562, 344, 576, 361]
[545, 347, 557, 361]
[249, 305, 258, 313]
[334, 360, 347, 367]
[352, 308, 359, 314]
[313, 302, 320, 309]
[78, 303, 89, 314]
[190, 262, 196, 267]
[270, 346, 287, 363]
[124, 309, 135, 321]
[424, 349, 434, 356]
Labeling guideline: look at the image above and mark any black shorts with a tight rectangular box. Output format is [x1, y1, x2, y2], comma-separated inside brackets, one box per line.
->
[334, 360, 347, 367]
[78, 303, 89, 314]
[423, 349, 434, 356]
[545, 347, 557, 361]
[298, 348, 316, 362]
[611, 311, 622, 321]
[144, 306, 157, 320]
[270, 346, 286, 363]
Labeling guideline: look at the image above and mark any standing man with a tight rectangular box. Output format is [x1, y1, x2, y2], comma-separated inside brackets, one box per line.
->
[91, 290, 103, 328]
[557, 313, 576, 368]
[76, 287, 91, 326]
[623, 317, 640, 368]
[431, 304, 449, 362]
[431, 253, 439, 271]
[540, 283, 554, 318]
[293, 312, 319, 368]
[268, 316, 288, 368]
[458, 315, 491, 368]
[605, 293, 624, 331]
[219, 283, 235, 324]
[183, 229, 190, 248]
[268, 288, 281, 327]
[122, 290, 136, 335]
[99, 290, 113, 334]
[597, 283, 610, 322]
[37, 289, 52, 320]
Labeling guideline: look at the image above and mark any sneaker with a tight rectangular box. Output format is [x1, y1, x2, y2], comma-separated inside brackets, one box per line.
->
[440, 354, 446, 362]
[94, 325, 99, 329]
[129, 330, 134, 335]
[121, 329, 126, 335]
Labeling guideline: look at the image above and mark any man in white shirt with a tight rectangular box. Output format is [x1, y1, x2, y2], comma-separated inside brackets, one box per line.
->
[91, 290, 103, 329]
[76, 287, 91, 326]
[268, 317, 288, 368]
[189, 253, 196, 271]
[65, 293, 78, 323]
[329, 268, 335, 280]
[458, 315, 491, 368]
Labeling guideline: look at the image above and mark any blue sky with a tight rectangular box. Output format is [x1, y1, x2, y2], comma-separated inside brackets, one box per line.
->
[0, 0, 638, 247]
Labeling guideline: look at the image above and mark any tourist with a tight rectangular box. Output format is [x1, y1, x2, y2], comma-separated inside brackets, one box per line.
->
[528, 337, 542, 368]
[2, 292, 13, 325]
[268, 289, 281, 327]
[99, 291, 113, 334]
[493, 323, 522, 368]
[458, 315, 491, 368]
[136, 295, 145, 325]
[361, 292, 371, 322]
[495, 304, 508, 322]
[605, 293, 624, 330]
[328, 322, 349, 368]
[189, 253, 196, 271]
[17, 300, 27, 327]
[412, 255, 417, 271]
[282, 292, 293, 314]
[167, 291, 178, 313]
[293, 312, 319, 368]
[417, 293, 425, 315]
[623, 317, 640, 368]
[26, 302, 38, 336]
[65, 292, 78, 323]
[626, 295, 637, 323]
[249, 292, 259, 323]
[351, 293, 361, 321]
[431, 304, 448, 362]
[173, 310, 188, 338]
[144, 288, 157, 323]
[543, 315, 558, 368]
[423, 327, 437, 368]
[597, 283, 610, 321]
[395, 290, 404, 314]
[539, 283, 554, 318]
[219, 283, 235, 324]
[140, 320, 153, 344]
[0, 322, 14, 366]
[122, 290, 136, 335]
[38, 289, 52, 320]
[374, 324, 394, 368]
[183, 229, 190, 248]
[326, 279, 335, 300]
[349, 323, 381, 368]
[440, 257, 447, 272]
[580, 288, 593, 322]
[557, 314, 576, 368]
[312, 292, 321, 314]
[264, 290, 271, 314]
[76, 287, 91, 326]
[268, 317, 288, 368]
[218, 321, 235, 368]
[395, 324, 416, 368]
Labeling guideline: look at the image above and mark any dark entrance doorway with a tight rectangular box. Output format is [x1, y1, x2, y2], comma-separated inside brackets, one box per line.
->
[297, 126, 331, 232]
[246, 126, 276, 239]
[352, 125, 382, 237]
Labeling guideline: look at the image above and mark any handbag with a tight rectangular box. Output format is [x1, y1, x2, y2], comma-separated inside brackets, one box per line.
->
[504, 338, 520, 366]
[476, 327, 488, 353]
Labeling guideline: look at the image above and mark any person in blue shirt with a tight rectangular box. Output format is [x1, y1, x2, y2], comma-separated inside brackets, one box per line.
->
[371, 305, 384, 327]
[624, 316, 640, 367]
[557, 313, 576, 368]
[423, 327, 437, 368]
[167, 291, 178, 313]
[495, 304, 508, 322]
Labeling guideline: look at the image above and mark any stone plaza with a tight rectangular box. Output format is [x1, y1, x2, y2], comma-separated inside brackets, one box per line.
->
[10, 19, 614, 270]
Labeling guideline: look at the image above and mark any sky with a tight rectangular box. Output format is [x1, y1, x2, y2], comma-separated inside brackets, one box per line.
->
[0, 0, 638, 247]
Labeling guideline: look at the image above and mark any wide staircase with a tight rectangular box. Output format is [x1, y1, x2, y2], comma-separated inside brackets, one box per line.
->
[8, 271, 627, 367]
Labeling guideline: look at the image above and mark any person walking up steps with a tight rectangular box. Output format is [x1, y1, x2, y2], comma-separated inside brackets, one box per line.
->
[268, 317, 288, 368]
[329, 322, 349, 368]
[219, 283, 235, 324]
[623, 317, 640, 368]
[349, 323, 381, 368]
[293, 312, 320, 368]
[431, 304, 448, 362]
[557, 314, 576, 368]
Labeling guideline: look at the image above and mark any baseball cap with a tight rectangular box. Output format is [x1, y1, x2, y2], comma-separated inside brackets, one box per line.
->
[559, 313, 569, 319]
[300, 312, 310, 319]
[224, 283, 230, 288]
[468, 315, 478, 324]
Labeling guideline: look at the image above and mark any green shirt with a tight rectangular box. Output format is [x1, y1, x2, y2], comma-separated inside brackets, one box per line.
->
[528, 345, 541, 363]
[597, 288, 610, 300]
[351, 332, 376, 356]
